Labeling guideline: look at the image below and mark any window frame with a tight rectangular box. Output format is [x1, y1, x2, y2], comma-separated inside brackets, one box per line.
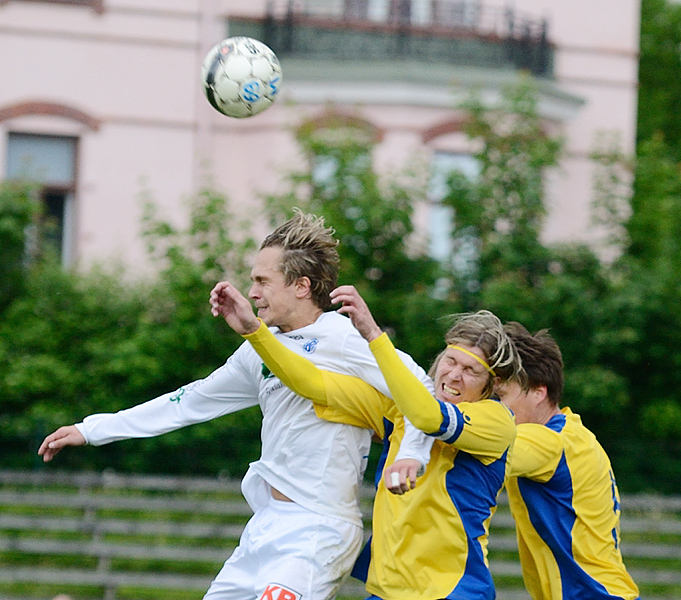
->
[5, 131, 79, 266]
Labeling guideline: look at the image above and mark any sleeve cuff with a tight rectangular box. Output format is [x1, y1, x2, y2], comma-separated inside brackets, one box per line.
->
[368, 331, 392, 353]
[74, 422, 89, 445]
[242, 318, 267, 341]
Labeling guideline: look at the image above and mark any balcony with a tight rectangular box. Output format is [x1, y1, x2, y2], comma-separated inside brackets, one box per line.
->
[228, 0, 553, 78]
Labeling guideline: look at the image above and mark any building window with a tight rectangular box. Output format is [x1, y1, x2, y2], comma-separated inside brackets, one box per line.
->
[431, 0, 482, 28]
[6, 132, 77, 265]
[298, 113, 379, 198]
[428, 151, 478, 262]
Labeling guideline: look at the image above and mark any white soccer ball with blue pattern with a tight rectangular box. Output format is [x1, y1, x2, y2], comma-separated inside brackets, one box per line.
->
[201, 36, 282, 118]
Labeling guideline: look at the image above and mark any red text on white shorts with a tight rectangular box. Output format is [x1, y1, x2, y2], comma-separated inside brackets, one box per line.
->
[258, 583, 302, 600]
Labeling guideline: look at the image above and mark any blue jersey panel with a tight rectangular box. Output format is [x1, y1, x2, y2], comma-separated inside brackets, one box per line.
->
[519, 430, 636, 600]
[444, 450, 507, 600]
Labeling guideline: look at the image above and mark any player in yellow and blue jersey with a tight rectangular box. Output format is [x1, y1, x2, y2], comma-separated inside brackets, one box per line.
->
[497, 322, 640, 600]
[212, 282, 523, 600]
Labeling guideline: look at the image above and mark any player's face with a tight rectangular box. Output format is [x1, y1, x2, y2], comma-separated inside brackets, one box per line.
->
[495, 381, 531, 424]
[248, 247, 302, 332]
[433, 344, 490, 405]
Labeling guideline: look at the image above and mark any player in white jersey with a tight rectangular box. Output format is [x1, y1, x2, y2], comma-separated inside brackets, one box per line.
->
[214, 282, 522, 600]
[38, 211, 433, 600]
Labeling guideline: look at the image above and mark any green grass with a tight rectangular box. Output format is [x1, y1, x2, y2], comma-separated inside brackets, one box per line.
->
[638, 583, 681, 598]
[491, 574, 528, 589]
[2, 476, 681, 600]
[0, 529, 90, 541]
[96, 507, 250, 525]
[110, 556, 223, 576]
[625, 531, 681, 545]
[0, 504, 82, 517]
[0, 583, 104, 599]
[117, 588, 203, 600]
[625, 555, 681, 570]
[0, 550, 98, 569]
[102, 532, 239, 548]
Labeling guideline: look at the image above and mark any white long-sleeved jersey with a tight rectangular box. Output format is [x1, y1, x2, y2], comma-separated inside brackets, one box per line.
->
[76, 311, 433, 526]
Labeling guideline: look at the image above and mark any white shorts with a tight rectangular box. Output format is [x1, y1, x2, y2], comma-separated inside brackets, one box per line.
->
[203, 496, 363, 600]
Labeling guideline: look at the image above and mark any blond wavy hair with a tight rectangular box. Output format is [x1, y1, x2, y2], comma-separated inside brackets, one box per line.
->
[428, 310, 523, 398]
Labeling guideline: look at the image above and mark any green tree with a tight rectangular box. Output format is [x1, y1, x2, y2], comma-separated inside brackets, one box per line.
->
[440, 79, 653, 487]
[264, 118, 448, 367]
[0, 188, 260, 476]
[0, 180, 41, 313]
[638, 0, 681, 162]
[627, 134, 681, 272]
[603, 134, 681, 491]
[441, 78, 562, 307]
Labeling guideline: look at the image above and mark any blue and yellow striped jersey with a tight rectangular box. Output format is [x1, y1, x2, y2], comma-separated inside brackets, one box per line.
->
[320, 393, 515, 600]
[505, 408, 639, 600]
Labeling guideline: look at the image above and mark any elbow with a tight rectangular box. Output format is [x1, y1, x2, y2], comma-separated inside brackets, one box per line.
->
[409, 412, 441, 435]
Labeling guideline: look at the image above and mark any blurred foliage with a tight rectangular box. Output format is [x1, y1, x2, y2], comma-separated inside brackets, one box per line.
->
[263, 115, 450, 367]
[0, 188, 260, 477]
[0, 180, 41, 313]
[638, 0, 681, 163]
[2, 43, 681, 492]
[612, 0, 681, 489]
[443, 77, 563, 303]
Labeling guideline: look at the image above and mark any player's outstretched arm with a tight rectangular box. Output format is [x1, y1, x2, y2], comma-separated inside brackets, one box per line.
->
[330, 285, 383, 342]
[242, 321, 332, 405]
[242, 318, 390, 425]
[210, 281, 260, 334]
[210, 280, 330, 402]
[331, 286, 442, 433]
[38, 425, 86, 462]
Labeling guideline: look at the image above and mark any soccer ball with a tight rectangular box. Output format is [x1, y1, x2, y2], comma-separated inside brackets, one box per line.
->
[201, 36, 282, 118]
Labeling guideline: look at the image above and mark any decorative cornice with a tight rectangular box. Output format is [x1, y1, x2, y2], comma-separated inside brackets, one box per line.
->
[0, 101, 101, 130]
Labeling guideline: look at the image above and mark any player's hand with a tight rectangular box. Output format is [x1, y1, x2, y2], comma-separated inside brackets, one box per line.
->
[383, 458, 421, 495]
[38, 425, 86, 462]
[330, 285, 383, 342]
[210, 281, 260, 335]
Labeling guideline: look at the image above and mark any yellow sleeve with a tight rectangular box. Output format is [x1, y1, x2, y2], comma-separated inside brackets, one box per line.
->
[368, 333, 442, 433]
[244, 320, 326, 403]
[313, 373, 389, 435]
[455, 399, 517, 462]
[243, 320, 387, 434]
[505, 423, 562, 480]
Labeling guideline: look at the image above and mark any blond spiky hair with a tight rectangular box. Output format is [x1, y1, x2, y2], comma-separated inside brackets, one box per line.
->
[260, 209, 340, 309]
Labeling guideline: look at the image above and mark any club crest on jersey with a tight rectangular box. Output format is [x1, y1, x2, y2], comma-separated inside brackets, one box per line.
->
[258, 583, 302, 600]
[302, 338, 318, 353]
[169, 388, 185, 403]
[261, 363, 273, 379]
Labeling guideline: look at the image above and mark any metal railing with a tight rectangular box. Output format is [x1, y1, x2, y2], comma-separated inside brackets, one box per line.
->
[0, 470, 679, 600]
[244, 0, 552, 76]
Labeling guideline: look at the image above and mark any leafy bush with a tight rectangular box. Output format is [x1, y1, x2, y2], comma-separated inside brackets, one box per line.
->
[0, 189, 261, 477]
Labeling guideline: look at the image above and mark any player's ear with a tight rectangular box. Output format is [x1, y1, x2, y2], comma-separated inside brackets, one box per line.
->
[294, 276, 312, 299]
[531, 384, 549, 405]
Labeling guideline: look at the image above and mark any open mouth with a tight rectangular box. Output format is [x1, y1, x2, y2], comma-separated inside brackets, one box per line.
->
[442, 383, 461, 398]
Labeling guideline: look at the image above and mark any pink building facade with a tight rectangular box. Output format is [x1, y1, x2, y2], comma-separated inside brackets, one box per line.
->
[0, 0, 640, 271]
